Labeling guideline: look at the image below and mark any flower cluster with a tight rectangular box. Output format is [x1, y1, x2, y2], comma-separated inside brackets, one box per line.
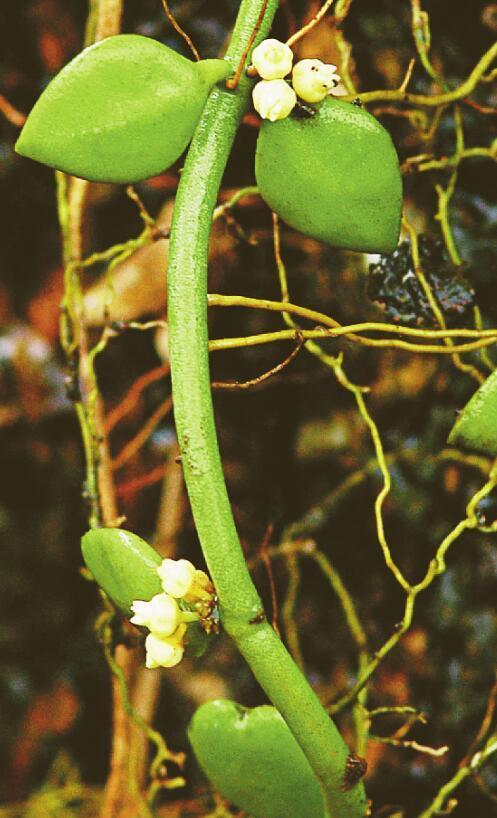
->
[250, 38, 344, 122]
[130, 558, 214, 669]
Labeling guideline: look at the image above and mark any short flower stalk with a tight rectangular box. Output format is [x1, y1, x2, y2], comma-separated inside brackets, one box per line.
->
[130, 558, 216, 669]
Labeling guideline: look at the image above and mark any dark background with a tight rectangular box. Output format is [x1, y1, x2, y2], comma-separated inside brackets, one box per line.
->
[1, 1, 497, 815]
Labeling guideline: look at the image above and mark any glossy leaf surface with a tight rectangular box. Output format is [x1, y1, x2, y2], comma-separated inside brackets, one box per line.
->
[188, 699, 325, 818]
[448, 368, 497, 455]
[81, 528, 162, 614]
[255, 97, 402, 253]
[16, 35, 230, 183]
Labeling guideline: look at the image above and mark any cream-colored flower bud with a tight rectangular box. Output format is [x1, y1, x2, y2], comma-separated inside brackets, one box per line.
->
[157, 558, 196, 598]
[145, 632, 184, 669]
[253, 80, 297, 122]
[251, 38, 294, 80]
[130, 593, 180, 638]
[292, 59, 341, 103]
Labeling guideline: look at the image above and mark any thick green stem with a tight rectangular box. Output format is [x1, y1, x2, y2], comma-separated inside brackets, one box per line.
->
[167, 2, 367, 816]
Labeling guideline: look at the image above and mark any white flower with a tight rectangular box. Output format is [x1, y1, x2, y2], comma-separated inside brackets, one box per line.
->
[292, 59, 341, 103]
[157, 558, 196, 598]
[252, 80, 297, 122]
[251, 38, 293, 80]
[130, 593, 180, 638]
[145, 631, 185, 669]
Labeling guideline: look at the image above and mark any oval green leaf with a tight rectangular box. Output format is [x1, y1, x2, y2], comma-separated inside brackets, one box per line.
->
[15, 35, 230, 183]
[81, 527, 162, 614]
[255, 97, 402, 253]
[448, 367, 497, 456]
[188, 699, 325, 818]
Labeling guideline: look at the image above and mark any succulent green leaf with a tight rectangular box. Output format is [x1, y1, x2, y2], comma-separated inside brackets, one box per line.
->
[188, 699, 325, 818]
[15, 34, 231, 183]
[255, 97, 402, 253]
[448, 368, 497, 456]
[81, 527, 162, 614]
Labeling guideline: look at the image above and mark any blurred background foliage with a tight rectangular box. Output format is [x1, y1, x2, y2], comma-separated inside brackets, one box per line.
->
[0, 0, 497, 816]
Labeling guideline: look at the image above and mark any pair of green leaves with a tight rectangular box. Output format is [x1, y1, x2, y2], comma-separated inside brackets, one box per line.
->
[16, 35, 230, 183]
[17, 34, 402, 253]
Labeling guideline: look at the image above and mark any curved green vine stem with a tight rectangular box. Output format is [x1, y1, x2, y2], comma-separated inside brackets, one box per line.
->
[166, 2, 366, 816]
[417, 733, 497, 818]
[349, 40, 497, 106]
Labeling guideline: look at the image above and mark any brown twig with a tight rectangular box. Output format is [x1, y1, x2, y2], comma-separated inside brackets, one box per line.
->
[473, 769, 497, 805]
[286, 0, 337, 49]
[112, 397, 173, 471]
[116, 464, 167, 500]
[260, 523, 281, 637]
[160, 0, 200, 61]
[226, 0, 269, 90]
[106, 364, 170, 434]
[460, 672, 497, 768]
[462, 98, 497, 115]
[211, 335, 303, 390]
[102, 645, 136, 817]
[130, 666, 162, 790]
[0, 94, 26, 127]
[153, 444, 186, 558]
